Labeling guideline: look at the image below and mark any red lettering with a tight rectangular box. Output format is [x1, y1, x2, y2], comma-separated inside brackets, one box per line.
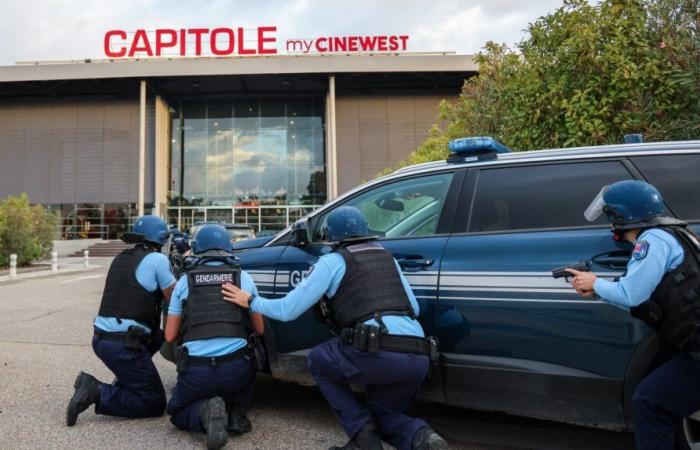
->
[257, 26, 277, 54]
[187, 28, 208, 56]
[179, 29, 187, 56]
[359, 36, 377, 51]
[238, 28, 255, 55]
[128, 30, 153, 57]
[333, 37, 345, 52]
[348, 36, 358, 52]
[315, 37, 328, 52]
[389, 36, 399, 51]
[210, 28, 234, 55]
[104, 30, 127, 58]
[155, 29, 177, 56]
[399, 35, 409, 51]
[377, 36, 388, 51]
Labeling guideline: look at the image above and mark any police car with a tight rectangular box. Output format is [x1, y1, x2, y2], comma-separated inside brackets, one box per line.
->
[231, 137, 700, 444]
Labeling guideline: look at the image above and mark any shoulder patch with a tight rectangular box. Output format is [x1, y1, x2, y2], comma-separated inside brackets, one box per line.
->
[633, 241, 650, 260]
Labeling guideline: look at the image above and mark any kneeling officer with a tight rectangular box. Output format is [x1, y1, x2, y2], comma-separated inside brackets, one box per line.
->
[222, 207, 446, 450]
[165, 224, 264, 450]
[67, 215, 176, 425]
[568, 180, 700, 450]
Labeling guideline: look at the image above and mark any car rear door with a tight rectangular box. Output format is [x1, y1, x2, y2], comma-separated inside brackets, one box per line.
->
[439, 159, 641, 429]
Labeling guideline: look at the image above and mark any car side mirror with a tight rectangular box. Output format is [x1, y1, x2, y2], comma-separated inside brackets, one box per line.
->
[290, 219, 310, 247]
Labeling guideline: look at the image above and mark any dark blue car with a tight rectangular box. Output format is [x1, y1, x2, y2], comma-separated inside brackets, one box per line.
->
[175, 139, 700, 446]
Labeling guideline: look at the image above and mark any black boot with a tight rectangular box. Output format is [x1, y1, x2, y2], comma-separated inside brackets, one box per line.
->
[227, 409, 252, 434]
[412, 426, 448, 450]
[199, 397, 228, 450]
[329, 422, 383, 450]
[66, 372, 100, 426]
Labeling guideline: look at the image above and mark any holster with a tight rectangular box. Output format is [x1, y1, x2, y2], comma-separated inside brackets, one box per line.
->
[125, 325, 151, 350]
[248, 333, 267, 371]
[347, 323, 382, 354]
[175, 345, 189, 373]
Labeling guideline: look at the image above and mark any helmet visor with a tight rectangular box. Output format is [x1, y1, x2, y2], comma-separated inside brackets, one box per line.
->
[584, 186, 608, 222]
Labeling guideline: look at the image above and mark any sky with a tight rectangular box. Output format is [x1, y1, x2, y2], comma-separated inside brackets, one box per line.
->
[0, 0, 564, 65]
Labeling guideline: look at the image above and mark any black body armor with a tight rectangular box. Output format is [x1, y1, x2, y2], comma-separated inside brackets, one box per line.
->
[181, 262, 249, 343]
[98, 246, 164, 330]
[322, 241, 414, 330]
[630, 226, 700, 351]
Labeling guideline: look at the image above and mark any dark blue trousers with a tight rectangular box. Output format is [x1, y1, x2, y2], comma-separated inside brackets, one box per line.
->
[166, 357, 255, 433]
[91, 333, 167, 418]
[633, 352, 700, 450]
[307, 337, 429, 450]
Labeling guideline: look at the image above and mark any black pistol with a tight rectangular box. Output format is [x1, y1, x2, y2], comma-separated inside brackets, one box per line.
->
[552, 260, 591, 281]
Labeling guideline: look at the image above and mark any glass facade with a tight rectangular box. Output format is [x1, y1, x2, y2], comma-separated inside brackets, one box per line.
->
[169, 97, 326, 207]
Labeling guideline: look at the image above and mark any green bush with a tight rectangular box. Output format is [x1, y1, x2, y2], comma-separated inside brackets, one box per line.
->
[381, 0, 700, 175]
[0, 194, 56, 267]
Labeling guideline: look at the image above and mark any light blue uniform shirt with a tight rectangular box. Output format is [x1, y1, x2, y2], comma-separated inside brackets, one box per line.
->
[94, 252, 176, 333]
[168, 262, 259, 357]
[251, 252, 424, 337]
[594, 228, 685, 311]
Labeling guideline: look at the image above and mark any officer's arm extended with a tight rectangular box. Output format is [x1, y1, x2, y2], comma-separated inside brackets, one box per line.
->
[573, 234, 676, 310]
[222, 259, 335, 322]
[164, 278, 187, 343]
[241, 271, 265, 335]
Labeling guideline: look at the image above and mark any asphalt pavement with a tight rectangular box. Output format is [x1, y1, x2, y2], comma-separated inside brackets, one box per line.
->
[0, 258, 635, 450]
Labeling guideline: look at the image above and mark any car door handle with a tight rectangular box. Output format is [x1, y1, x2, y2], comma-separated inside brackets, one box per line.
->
[398, 258, 435, 269]
[592, 251, 630, 270]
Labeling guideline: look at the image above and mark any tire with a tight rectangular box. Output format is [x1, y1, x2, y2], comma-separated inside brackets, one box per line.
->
[678, 412, 700, 450]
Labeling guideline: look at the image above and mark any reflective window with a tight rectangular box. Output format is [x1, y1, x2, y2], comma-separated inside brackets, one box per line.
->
[469, 161, 633, 232]
[314, 172, 454, 241]
[169, 98, 326, 207]
[632, 154, 700, 220]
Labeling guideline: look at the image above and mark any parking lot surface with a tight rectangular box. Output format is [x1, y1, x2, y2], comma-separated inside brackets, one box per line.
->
[0, 259, 634, 449]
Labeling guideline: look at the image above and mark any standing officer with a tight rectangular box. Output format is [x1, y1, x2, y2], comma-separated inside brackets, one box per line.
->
[66, 215, 176, 425]
[567, 180, 700, 450]
[165, 224, 264, 450]
[221, 206, 447, 450]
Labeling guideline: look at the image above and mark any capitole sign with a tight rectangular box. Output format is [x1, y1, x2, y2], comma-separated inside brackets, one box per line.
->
[103, 27, 410, 58]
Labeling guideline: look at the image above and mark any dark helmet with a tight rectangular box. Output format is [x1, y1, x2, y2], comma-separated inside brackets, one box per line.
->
[191, 224, 233, 255]
[323, 206, 370, 241]
[171, 236, 190, 254]
[131, 215, 169, 247]
[585, 180, 667, 230]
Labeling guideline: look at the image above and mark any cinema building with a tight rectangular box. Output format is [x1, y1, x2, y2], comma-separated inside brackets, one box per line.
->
[0, 53, 476, 239]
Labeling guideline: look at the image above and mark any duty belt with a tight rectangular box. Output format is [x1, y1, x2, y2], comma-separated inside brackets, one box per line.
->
[177, 345, 250, 372]
[339, 324, 437, 357]
[93, 326, 152, 350]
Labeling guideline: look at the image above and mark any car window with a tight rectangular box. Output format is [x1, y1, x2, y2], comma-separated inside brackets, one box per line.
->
[314, 172, 454, 240]
[469, 161, 633, 232]
[631, 154, 700, 220]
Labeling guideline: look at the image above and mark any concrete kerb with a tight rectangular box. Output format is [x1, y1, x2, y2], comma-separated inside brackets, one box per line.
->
[0, 257, 111, 283]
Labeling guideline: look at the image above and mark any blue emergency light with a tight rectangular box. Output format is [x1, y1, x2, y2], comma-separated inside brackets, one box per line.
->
[448, 136, 512, 154]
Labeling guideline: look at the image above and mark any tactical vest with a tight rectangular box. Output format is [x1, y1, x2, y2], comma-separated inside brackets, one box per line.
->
[181, 262, 249, 343]
[630, 226, 700, 350]
[98, 246, 164, 330]
[327, 241, 414, 330]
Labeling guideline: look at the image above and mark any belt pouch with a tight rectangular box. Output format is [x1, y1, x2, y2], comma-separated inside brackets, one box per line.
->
[352, 323, 369, 352]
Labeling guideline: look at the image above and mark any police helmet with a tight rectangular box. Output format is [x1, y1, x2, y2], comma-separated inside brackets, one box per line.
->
[323, 206, 370, 242]
[584, 180, 668, 229]
[130, 215, 169, 247]
[191, 224, 233, 255]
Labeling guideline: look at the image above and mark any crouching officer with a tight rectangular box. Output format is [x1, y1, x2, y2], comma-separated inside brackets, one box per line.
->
[222, 206, 446, 450]
[164, 224, 265, 450]
[66, 215, 176, 425]
[567, 180, 700, 450]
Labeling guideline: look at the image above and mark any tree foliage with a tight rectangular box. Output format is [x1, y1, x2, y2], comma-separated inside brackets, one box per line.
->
[0, 194, 56, 267]
[382, 0, 700, 174]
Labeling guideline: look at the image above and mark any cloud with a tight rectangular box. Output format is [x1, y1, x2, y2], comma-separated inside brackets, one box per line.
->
[0, 0, 564, 64]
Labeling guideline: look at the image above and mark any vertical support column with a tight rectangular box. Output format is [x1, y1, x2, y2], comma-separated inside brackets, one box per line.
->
[154, 95, 170, 218]
[326, 75, 338, 201]
[138, 80, 147, 216]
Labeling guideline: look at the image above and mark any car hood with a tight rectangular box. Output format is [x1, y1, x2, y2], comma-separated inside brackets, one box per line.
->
[232, 235, 275, 251]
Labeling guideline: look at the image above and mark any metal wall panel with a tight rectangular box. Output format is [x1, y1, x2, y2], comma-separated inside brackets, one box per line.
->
[335, 95, 453, 194]
[0, 98, 152, 205]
